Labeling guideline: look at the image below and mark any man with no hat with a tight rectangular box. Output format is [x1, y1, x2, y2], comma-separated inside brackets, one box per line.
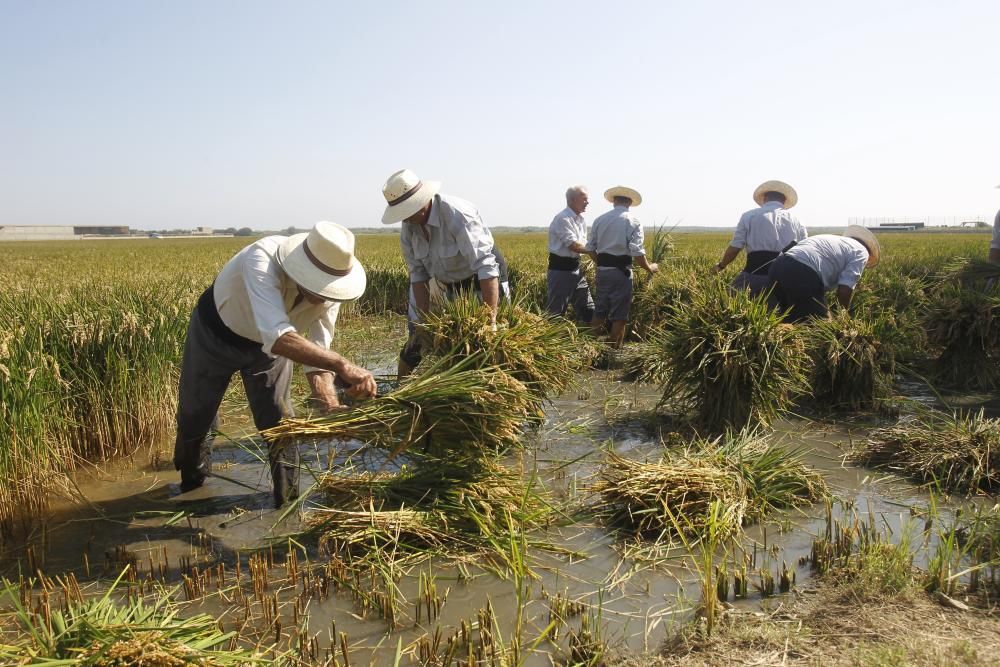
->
[767, 226, 881, 322]
[586, 186, 659, 347]
[713, 180, 808, 296]
[174, 222, 378, 507]
[546, 185, 596, 323]
[381, 168, 509, 377]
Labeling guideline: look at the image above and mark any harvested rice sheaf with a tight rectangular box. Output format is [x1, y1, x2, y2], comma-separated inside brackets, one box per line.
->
[265, 356, 537, 460]
[923, 280, 1000, 390]
[657, 280, 809, 433]
[418, 297, 592, 403]
[593, 431, 828, 542]
[801, 310, 899, 412]
[852, 409, 1000, 493]
[304, 459, 555, 571]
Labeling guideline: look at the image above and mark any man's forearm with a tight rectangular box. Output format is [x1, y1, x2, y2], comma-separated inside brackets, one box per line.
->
[716, 245, 742, 270]
[306, 370, 339, 404]
[635, 255, 654, 272]
[479, 276, 499, 315]
[412, 280, 431, 317]
[836, 285, 854, 310]
[271, 332, 348, 373]
[990, 248, 1000, 264]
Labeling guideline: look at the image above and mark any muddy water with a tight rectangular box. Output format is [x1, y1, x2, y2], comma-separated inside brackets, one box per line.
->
[3, 371, 991, 664]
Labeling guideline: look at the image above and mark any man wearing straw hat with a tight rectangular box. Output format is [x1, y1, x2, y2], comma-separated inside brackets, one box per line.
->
[713, 180, 807, 296]
[546, 185, 596, 323]
[173, 222, 377, 507]
[381, 168, 506, 376]
[766, 226, 881, 322]
[586, 186, 659, 347]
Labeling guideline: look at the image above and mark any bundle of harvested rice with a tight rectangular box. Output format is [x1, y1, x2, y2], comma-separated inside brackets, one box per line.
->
[852, 409, 1000, 493]
[618, 333, 671, 384]
[265, 355, 537, 460]
[303, 458, 555, 572]
[923, 281, 1000, 390]
[417, 297, 592, 402]
[629, 266, 701, 336]
[593, 431, 828, 542]
[801, 310, 898, 412]
[657, 280, 808, 433]
[849, 272, 928, 362]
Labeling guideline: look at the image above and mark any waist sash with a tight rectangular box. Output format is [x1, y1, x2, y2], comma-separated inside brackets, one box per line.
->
[548, 253, 581, 271]
[196, 285, 261, 350]
[596, 253, 632, 268]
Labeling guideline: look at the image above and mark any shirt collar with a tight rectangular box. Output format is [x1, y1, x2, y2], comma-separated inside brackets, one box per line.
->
[563, 206, 582, 221]
[761, 201, 783, 210]
[614, 204, 629, 211]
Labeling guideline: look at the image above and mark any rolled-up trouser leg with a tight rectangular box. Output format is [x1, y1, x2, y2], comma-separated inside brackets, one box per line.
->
[241, 354, 296, 506]
[174, 310, 236, 489]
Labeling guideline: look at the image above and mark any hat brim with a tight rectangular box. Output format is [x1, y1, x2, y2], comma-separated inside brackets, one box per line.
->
[381, 181, 441, 224]
[277, 233, 367, 300]
[753, 181, 798, 209]
[844, 225, 881, 268]
[604, 187, 642, 206]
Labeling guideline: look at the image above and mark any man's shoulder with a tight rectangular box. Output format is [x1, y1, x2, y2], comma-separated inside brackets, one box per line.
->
[550, 207, 576, 225]
[438, 194, 480, 219]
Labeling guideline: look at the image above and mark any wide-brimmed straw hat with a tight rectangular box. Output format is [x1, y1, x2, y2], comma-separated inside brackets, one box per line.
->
[843, 225, 881, 268]
[277, 221, 367, 300]
[381, 169, 441, 224]
[753, 180, 798, 208]
[604, 186, 642, 207]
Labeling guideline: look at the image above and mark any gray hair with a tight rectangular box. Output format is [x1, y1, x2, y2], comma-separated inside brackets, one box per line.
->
[565, 185, 587, 203]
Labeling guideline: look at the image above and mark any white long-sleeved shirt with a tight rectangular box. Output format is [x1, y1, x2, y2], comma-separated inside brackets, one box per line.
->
[731, 202, 808, 253]
[213, 236, 340, 372]
[585, 206, 645, 257]
[548, 207, 587, 257]
[784, 235, 869, 291]
[400, 194, 499, 284]
[991, 209, 1000, 250]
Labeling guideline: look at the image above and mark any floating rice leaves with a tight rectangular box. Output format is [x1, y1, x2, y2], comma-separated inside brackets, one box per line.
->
[923, 281, 1000, 390]
[656, 280, 808, 433]
[265, 355, 537, 460]
[801, 310, 898, 412]
[852, 409, 1000, 493]
[417, 297, 591, 404]
[303, 458, 557, 574]
[592, 430, 828, 543]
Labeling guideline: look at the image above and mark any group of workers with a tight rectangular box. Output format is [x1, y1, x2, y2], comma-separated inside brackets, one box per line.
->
[172, 169, 997, 506]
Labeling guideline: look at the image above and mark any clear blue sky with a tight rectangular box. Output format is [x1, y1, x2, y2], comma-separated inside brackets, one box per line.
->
[2, 1, 998, 230]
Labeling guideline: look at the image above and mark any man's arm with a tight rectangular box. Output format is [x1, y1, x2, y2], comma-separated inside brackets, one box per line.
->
[271, 332, 376, 398]
[305, 371, 343, 412]
[412, 280, 431, 317]
[990, 248, 1000, 263]
[479, 276, 499, 323]
[714, 245, 742, 273]
[568, 241, 596, 259]
[836, 285, 854, 310]
[634, 255, 659, 275]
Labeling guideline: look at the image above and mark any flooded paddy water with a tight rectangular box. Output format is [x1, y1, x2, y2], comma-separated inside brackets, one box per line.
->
[3, 364, 992, 665]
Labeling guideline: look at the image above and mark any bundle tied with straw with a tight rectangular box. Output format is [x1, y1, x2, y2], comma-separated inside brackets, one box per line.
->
[922, 280, 1000, 390]
[264, 355, 536, 461]
[417, 297, 593, 404]
[656, 280, 809, 433]
[801, 310, 899, 412]
[593, 430, 828, 543]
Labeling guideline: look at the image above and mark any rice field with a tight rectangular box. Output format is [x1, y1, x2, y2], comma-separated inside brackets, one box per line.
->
[1, 230, 999, 665]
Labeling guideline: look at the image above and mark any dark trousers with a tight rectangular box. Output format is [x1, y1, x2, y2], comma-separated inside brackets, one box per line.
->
[173, 308, 298, 504]
[767, 255, 828, 322]
[545, 269, 595, 323]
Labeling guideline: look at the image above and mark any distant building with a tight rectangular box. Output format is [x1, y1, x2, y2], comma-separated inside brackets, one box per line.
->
[192, 226, 213, 236]
[0, 225, 131, 241]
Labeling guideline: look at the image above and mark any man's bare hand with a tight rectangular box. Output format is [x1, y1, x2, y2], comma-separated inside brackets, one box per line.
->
[648, 262, 660, 274]
[336, 363, 377, 399]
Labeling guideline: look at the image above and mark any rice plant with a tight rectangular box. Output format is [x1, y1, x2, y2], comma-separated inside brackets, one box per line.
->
[922, 280, 1000, 390]
[800, 310, 899, 412]
[852, 409, 1000, 494]
[655, 280, 809, 433]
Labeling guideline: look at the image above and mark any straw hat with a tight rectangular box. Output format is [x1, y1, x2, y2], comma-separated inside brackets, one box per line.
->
[604, 186, 642, 207]
[381, 169, 441, 224]
[843, 225, 881, 268]
[753, 180, 798, 208]
[277, 221, 367, 300]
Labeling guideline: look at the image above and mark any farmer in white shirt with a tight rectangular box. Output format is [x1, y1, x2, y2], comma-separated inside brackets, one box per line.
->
[173, 222, 377, 506]
[586, 186, 659, 347]
[380, 168, 505, 376]
[767, 226, 881, 322]
[546, 185, 596, 323]
[990, 185, 1000, 264]
[713, 180, 808, 295]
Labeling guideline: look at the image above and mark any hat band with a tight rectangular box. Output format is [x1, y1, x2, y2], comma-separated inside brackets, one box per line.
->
[386, 180, 423, 207]
[303, 240, 352, 277]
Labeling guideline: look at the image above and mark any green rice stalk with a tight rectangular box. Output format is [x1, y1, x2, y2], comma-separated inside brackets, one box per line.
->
[922, 281, 1000, 390]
